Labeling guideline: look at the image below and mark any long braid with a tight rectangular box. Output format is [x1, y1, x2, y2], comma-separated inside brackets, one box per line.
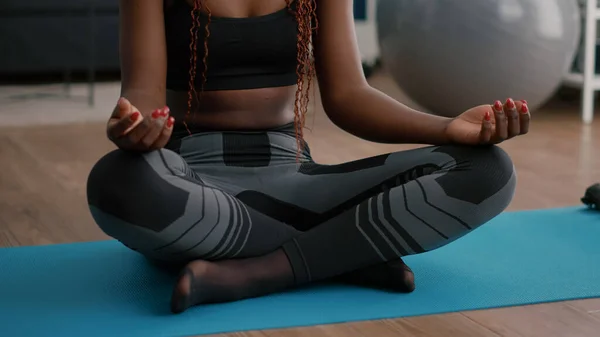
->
[199, 0, 211, 94]
[186, 0, 318, 157]
[185, 0, 212, 133]
[290, 0, 318, 155]
[184, 0, 200, 133]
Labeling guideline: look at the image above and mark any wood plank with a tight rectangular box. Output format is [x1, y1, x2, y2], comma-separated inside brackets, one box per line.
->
[463, 302, 600, 337]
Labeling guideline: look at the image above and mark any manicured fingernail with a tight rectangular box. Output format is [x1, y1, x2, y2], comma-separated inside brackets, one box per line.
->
[163, 106, 170, 115]
[151, 109, 160, 118]
[159, 106, 169, 117]
[520, 100, 527, 105]
[484, 111, 491, 121]
[167, 116, 174, 128]
[506, 98, 515, 109]
[521, 104, 529, 113]
[130, 111, 140, 121]
[494, 100, 503, 111]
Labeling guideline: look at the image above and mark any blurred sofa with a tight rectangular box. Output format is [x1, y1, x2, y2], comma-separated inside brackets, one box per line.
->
[0, 0, 119, 75]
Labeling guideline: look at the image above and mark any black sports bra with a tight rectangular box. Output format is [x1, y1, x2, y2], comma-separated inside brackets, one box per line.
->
[164, 0, 299, 92]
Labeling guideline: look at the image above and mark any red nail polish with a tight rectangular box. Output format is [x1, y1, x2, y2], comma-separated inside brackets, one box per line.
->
[151, 109, 160, 118]
[130, 111, 140, 121]
[167, 117, 174, 128]
[484, 111, 491, 121]
[506, 98, 515, 109]
[521, 104, 529, 113]
[494, 101, 503, 110]
[520, 100, 528, 105]
[163, 106, 170, 115]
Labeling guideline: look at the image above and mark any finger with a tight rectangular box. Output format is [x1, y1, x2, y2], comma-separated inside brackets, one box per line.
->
[149, 116, 175, 150]
[113, 97, 132, 119]
[139, 107, 170, 149]
[505, 98, 520, 138]
[125, 107, 164, 145]
[108, 111, 143, 140]
[518, 100, 531, 134]
[491, 100, 508, 141]
[108, 97, 144, 140]
[479, 110, 493, 144]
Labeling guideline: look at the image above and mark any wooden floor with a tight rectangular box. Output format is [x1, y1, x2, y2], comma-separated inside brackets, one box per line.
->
[1, 73, 600, 336]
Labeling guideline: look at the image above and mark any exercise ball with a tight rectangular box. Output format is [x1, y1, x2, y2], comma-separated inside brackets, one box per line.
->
[377, 0, 581, 117]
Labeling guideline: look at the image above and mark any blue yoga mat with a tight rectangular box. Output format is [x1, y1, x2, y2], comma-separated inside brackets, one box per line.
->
[1, 207, 599, 337]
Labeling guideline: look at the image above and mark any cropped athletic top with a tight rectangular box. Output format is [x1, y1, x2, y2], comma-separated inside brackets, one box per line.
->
[164, 0, 299, 91]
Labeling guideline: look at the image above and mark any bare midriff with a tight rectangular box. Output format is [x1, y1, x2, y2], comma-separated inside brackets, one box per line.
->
[166, 85, 297, 130]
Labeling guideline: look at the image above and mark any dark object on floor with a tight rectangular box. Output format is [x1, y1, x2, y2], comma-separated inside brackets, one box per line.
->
[581, 183, 600, 210]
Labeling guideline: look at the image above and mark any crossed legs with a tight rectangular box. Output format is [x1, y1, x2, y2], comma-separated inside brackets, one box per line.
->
[86, 144, 516, 312]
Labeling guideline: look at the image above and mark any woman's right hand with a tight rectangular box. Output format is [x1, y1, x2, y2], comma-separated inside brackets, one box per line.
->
[107, 97, 175, 151]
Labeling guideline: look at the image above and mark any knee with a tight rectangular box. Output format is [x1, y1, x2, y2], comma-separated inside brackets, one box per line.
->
[87, 148, 188, 201]
[470, 145, 516, 203]
[86, 149, 150, 205]
[467, 144, 514, 178]
[434, 145, 516, 205]
[474, 144, 515, 184]
[86, 149, 189, 241]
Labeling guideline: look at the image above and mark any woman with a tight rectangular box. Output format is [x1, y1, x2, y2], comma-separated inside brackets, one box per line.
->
[87, 0, 528, 314]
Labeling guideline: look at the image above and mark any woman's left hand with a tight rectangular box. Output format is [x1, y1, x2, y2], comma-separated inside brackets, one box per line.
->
[445, 98, 530, 146]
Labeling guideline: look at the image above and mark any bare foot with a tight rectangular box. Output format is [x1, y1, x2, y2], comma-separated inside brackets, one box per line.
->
[170, 249, 294, 313]
[337, 258, 416, 293]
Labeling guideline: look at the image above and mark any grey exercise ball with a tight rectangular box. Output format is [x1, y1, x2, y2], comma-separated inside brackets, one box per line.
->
[377, 0, 581, 117]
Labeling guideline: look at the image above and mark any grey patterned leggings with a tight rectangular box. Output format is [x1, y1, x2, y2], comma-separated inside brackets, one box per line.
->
[87, 123, 516, 285]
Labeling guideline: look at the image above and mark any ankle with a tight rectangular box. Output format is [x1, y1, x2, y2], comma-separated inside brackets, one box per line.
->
[170, 250, 296, 311]
[243, 249, 295, 284]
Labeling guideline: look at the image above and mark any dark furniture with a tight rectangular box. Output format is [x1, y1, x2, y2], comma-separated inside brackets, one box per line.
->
[0, 0, 120, 105]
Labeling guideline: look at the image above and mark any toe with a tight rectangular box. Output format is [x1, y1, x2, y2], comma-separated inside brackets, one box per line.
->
[393, 259, 416, 293]
[170, 268, 194, 314]
[383, 259, 416, 293]
[401, 265, 415, 293]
